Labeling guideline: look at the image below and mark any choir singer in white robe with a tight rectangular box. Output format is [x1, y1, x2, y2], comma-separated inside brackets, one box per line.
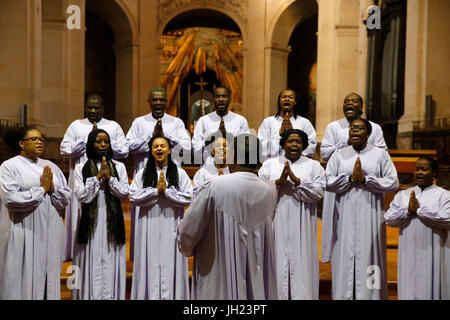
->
[325, 118, 398, 300]
[321, 93, 387, 264]
[126, 88, 191, 260]
[384, 157, 449, 300]
[60, 94, 129, 261]
[130, 135, 192, 300]
[71, 129, 128, 300]
[259, 129, 325, 299]
[192, 86, 249, 163]
[0, 127, 70, 299]
[193, 130, 233, 196]
[258, 88, 317, 160]
[178, 134, 278, 300]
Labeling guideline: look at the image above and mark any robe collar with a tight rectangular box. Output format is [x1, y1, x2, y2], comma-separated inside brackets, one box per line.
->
[413, 183, 437, 196]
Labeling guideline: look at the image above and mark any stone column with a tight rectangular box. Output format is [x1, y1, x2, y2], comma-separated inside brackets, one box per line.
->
[138, 0, 159, 118]
[244, 0, 266, 133]
[315, 0, 361, 141]
[264, 46, 290, 117]
[397, 0, 428, 149]
[115, 41, 139, 131]
[0, 0, 42, 126]
[63, 0, 86, 132]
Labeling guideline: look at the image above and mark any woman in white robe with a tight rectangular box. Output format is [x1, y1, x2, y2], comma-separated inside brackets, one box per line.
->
[71, 129, 128, 300]
[325, 118, 399, 300]
[60, 106, 129, 261]
[320, 93, 387, 263]
[193, 131, 233, 195]
[0, 127, 70, 299]
[258, 89, 317, 159]
[130, 135, 192, 300]
[384, 157, 450, 300]
[259, 129, 325, 299]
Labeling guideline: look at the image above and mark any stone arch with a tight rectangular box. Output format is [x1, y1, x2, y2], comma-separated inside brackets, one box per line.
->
[159, 5, 247, 43]
[264, 0, 318, 117]
[159, 7, 246, 122]
[268, 0, 317, 49]
[85, 0, 138, 130]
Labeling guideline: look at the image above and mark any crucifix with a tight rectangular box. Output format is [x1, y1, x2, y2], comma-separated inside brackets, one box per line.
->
[194, 76, 209, 119]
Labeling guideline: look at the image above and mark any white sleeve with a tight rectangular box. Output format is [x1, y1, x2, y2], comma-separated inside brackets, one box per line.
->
[192, 117, 206, 154]
[110, 123, 129, 159]
[325, 152, 352, 194]
[290, 162, 325, 203]
[365, 151, 399, 193]
[0, 162, 45, 213]
[177, 182, 213, 257]
[384, 190, 412, 228]
[74, 162, 100, 203]
[129, 169, 159, 207]
[108, 162, 129, 200]
[60, 122, 86, 159]
[165, 169, 193, 208]
[126, 119, 151, 156]
[301, 119, 317, 158]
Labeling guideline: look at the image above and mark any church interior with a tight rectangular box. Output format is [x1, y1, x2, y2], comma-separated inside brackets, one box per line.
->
[0, 0, 449, 300]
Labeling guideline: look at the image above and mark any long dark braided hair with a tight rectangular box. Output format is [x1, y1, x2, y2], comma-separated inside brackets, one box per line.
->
[77, 129, 125, 246]
[143, 135, 179, 189]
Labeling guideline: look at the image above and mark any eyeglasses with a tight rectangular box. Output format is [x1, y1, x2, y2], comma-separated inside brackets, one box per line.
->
[23, 137, 45, 143]
[349, 125, 366, 130]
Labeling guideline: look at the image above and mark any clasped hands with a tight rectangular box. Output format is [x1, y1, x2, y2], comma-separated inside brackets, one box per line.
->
[275, 161, 300, 186]
[279, 112, 293, 136]
[96, 156, 111, 182]
[350, 157, 365, 184]
[157, 170, 167, 195]
[153, 118, 164, 137]
[408, 190, 420, 217]
[41, 166, 55, 194]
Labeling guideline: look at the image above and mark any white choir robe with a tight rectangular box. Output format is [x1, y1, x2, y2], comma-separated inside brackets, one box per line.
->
[258, 115, 317, 159]
[320, 118, 387, 263]
[384, 185, 450, 300]
[192, 111, 250, 160]
[259, 155, 325, 300]
[0, 156, 71, 300]
[126, 113, 191, 261]
[71, 160, 129, 300]
[60, 118, 129, 261]
[192, 157, 230, 196]
[178, 172, 279, 300]
[129, 166, 192, 300]
[325, 145, 398, 300]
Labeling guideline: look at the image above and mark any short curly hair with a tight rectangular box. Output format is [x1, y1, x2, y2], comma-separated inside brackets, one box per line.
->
[279, 129, 309, 151]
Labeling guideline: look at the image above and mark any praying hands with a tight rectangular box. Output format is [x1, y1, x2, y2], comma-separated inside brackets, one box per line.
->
[276, 161, 300, 186]
[350, 157, 365, 184]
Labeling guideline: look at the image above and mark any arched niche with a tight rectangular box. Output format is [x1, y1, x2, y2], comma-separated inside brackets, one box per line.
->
[265, 0, 318, 117]
[159, 8, 245, 124]
[85, 0, 138, 131]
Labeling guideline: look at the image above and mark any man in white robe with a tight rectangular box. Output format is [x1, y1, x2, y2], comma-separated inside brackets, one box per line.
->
[258, 89, 317, 159]
[192, 86, 249, 163]
[60, 94, 129, 261]
[178, 134, 278, 300]
[320, 92, 387, 264]
[126, 88, 191, 260]
[325, 119, 398, 300]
